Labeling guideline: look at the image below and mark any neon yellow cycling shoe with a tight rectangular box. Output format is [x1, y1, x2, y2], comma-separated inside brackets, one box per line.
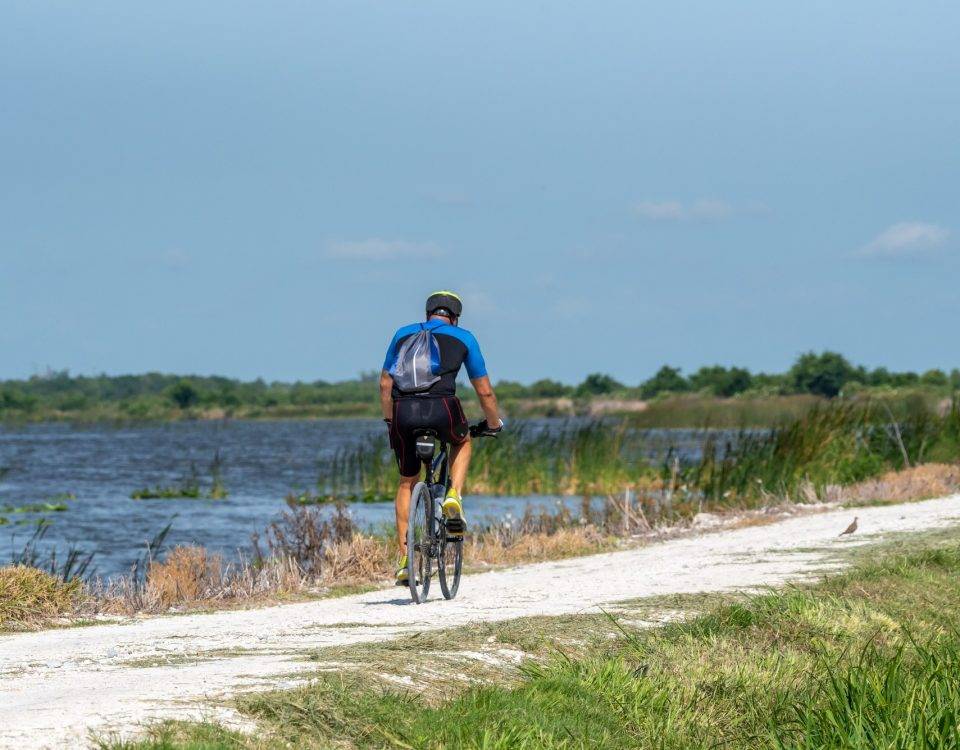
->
[442, 489, 467, 536]
[395, 555, 409, 585]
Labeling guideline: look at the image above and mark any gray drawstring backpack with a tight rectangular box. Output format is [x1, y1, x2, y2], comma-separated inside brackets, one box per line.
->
[390, 324, 442, 393]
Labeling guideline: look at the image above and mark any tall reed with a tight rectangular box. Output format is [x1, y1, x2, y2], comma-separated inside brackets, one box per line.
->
[318, 420, 648, 498]
[321, 398, 960, 509]
[674, 396, 960, 507]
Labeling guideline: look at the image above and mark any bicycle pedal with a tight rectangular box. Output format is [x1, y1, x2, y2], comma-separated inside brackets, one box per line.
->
[445, 518, 466, 534]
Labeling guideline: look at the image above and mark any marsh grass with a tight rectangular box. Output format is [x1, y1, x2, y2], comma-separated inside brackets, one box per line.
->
[7, 450, 958, 629]
[672, 397, 960, 510]
[317, 399, 959, 512]
[74, 457, 960, 621]
[10, 523, 96, 583]
[320, 420, 646, 499]
[632, 393, 824, 428]
[8, 497, 625, 623]
[0, 565, 84, 630]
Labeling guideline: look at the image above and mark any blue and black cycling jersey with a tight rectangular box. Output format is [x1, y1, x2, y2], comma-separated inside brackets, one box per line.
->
[383, 319, 487, 398]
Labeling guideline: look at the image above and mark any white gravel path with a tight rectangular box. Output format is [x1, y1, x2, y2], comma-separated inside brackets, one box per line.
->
[1, 495, 958, 749]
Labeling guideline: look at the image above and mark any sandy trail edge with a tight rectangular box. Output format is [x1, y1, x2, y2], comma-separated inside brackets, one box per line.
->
[2, 495, 959, 749]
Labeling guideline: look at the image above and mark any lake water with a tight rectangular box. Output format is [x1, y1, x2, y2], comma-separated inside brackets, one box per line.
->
[0, 420, 723, 579]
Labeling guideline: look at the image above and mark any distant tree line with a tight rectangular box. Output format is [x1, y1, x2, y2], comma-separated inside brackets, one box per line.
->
[495, 351, 960, 401]
[0, 369, 383, 415]
[1, 352, 958, 416]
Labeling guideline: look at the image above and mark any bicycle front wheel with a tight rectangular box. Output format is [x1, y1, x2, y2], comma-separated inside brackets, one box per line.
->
[438, 536, 463, 600]
[406, 482, 432, 604]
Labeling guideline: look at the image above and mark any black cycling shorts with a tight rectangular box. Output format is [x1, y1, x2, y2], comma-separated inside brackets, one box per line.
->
[390, 396, 469, 477]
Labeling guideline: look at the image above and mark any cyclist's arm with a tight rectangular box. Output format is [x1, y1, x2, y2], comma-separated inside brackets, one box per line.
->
[463, 332, 500, 427]
[470, 376, 501, 427]
[379, 370, 394, 420]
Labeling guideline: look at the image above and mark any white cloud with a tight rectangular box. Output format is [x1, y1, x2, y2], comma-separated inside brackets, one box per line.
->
[634, 201, 686, 221]
[632, 199, 734, 222]
[325, 239, 446, 261]
[857, 222, 950, 258]
[689, 199, 733, 220]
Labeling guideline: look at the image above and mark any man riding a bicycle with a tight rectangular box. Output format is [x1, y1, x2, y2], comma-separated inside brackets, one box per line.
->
[380, 290, 503, 585]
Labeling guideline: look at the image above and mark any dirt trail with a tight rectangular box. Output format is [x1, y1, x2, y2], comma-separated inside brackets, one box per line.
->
[1, 496, 958, 749]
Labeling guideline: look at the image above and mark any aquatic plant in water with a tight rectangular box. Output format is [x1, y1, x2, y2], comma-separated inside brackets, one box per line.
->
[286, 489, 393, 506]
[9, 524, 96, 582]
[0, 502, 69, 514]
[131, 451, 229, 501]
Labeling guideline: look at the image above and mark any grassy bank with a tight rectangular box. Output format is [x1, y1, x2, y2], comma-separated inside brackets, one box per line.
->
[6, 460, 959, 631]
[0, 498, 624, 630]
[102, 526, 960, 749]
[4, 396, 959, 629]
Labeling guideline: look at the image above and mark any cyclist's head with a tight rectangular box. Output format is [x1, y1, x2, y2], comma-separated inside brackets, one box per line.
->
[425, 290, 463, 323]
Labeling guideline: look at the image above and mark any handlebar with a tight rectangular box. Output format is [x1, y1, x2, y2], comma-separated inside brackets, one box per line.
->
[469, 421, 502, 438]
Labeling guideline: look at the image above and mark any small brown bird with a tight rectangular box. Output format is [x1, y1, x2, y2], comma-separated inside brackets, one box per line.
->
[839, 517, 858, 536]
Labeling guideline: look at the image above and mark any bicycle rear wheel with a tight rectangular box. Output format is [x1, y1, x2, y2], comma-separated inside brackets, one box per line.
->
[438, 536, 463, 599]
[406, 482, 432, 604]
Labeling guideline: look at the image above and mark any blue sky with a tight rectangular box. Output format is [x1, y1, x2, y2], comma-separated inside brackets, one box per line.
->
[2, 1, 958, 384]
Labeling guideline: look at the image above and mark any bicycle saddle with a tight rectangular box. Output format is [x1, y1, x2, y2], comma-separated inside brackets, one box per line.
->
[413, 429, 438, 460]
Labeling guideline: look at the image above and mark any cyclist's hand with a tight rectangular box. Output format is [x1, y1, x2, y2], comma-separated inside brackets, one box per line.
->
[470, 418, 504, 438]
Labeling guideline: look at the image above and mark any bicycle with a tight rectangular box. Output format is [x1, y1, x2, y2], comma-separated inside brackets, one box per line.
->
[405, 422, 498, 604]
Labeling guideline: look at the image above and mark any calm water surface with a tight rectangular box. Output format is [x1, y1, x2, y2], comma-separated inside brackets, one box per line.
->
[0, 420, 720, 578]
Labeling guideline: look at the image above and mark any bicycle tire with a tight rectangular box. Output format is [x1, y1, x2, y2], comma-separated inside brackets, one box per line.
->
[438, 536, 463, 599]
[406, 482, 432, 603]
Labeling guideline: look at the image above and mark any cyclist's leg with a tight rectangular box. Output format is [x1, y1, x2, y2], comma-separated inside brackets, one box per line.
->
[391, 398, 425, 579]
[439, 397, 470, 528]
[448, 437, 471, 495]
[444, 396, 471, 495]
[394, 473, 419, 554]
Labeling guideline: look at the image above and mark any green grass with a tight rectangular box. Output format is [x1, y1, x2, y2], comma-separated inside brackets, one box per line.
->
[101, 527, 960, 749]
[673, 396, 960, 507]
[0, 565, 84, 630]
[629, 393, 824, 428]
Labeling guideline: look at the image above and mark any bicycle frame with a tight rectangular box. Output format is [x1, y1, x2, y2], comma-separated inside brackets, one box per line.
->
[428, 441, 450, 489]
[408, 427, 490, 602]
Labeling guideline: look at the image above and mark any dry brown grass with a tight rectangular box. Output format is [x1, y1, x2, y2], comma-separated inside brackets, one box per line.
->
[321, 535, 396, 585]
[839, 463, 960, 504]
[145, 546, 224, 608]
[100, 554, 315, 615]
[468, 525, 614, 567]
[92, 515, 618, 616]
[0, 565, 84, 630]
